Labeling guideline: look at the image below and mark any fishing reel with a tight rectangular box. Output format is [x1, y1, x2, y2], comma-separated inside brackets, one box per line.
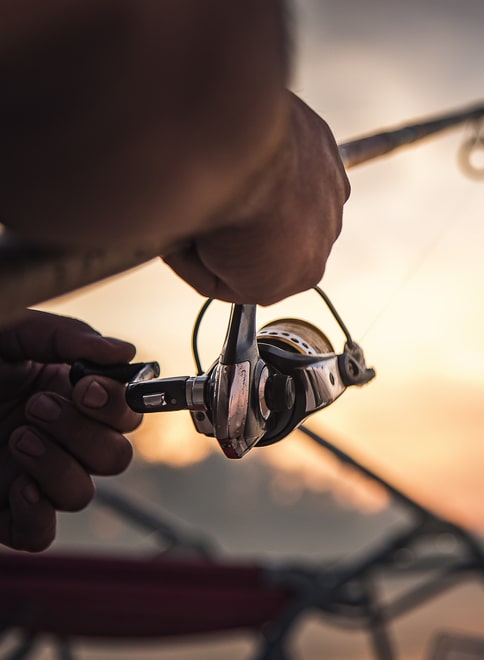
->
[70, 288, 375, 459]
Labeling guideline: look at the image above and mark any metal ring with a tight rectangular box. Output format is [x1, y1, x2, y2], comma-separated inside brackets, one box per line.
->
[457, 136, 484, 180]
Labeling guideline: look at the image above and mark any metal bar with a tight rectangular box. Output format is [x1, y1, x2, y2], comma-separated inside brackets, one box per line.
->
[361, 577, 396, 660]
[0, 101, 482, 325]
[299, 425, 435, 519]
[94, 482, 216, 558]
[380, 563, 481, 624]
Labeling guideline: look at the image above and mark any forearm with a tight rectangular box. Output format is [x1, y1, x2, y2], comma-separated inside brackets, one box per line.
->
[0, 0, 290, 248]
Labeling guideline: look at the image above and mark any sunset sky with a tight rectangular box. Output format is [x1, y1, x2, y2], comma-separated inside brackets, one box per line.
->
[41, 0, 484, 530]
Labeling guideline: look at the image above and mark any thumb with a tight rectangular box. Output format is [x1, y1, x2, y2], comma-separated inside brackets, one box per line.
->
[0, 310, 136, 365]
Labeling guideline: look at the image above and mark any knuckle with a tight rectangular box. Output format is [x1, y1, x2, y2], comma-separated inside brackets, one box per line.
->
[13, 517, 56, 553]
[124, 412, 143, 434]
[110, 436, 133, 474]
[310, 259, 327, 287]
[46, 462, 95, 512]
[59, 477, 95, 512]
[21, 529, 55, 553]
[193, 278, 222, 301]
[256, 291, 282, 307]
[92, 435, 133, 476]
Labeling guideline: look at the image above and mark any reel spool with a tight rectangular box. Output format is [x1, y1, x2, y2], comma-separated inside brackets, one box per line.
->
[257, 319, 334, 356]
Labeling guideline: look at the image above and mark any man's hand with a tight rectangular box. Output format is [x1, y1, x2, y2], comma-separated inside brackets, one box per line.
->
[0, 311, 141, 552]
[0, 3, 347, 307]
[164, 94, 350, 306]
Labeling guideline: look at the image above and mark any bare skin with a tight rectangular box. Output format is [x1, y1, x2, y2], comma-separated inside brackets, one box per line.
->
[0, 1, 289, 250]
[164, 94, 349, 305]
[0, 1, 350, 550]
[0, 311, 141, 551]
[0, 0, 348, 305]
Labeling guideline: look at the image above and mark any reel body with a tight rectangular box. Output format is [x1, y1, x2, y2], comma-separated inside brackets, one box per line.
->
[70, 291, 375, 459]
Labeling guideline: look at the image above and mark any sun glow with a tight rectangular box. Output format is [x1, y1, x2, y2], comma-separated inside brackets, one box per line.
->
[131, 411, 212, 468]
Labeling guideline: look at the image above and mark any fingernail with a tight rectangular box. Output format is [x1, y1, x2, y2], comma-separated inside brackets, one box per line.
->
[15, 429, 46, 457]
[82, 380, 109, 408]
[28, 394, 62, 421]
[22, 481, 41, 505]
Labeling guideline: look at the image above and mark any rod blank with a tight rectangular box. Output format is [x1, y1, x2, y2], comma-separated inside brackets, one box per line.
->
[338, 102, 484, 168]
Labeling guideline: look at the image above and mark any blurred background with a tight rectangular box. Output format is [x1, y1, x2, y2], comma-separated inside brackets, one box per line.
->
[6, 0, 484, 657]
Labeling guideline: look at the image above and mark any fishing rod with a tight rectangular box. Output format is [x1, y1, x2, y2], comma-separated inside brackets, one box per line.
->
[0, 100, 483, 324]
[338, 100, 484, 169]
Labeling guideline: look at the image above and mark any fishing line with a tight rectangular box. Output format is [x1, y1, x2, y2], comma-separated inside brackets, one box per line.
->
[336, 108, 484, 344]
[357, 179, 479, 344]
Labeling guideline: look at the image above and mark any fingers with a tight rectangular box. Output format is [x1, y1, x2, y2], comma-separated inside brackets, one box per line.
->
[0, 475, 56, 552]
[164, 94, 350, 306]
[164, 244, 237, 302]
[23, 392, 134, 476]
[71, 376, 143, 433]
[0, 359, 40, 402]
[10, 427, 96, 511]
[0, 312, 139, 553]
[196, 216, 327, 305]
[2, 376, 137, 551]
[6, 385, 134, 515]
[164, 215, 327, 306]
[0, 445, 21, 507]
[0, 309, 136, 365]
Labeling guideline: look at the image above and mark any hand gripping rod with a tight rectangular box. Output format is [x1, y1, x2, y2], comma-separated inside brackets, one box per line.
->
[0, 101, 483, 325]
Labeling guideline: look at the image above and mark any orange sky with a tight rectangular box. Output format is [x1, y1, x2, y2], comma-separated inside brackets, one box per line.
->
[40, 0, 484, 531]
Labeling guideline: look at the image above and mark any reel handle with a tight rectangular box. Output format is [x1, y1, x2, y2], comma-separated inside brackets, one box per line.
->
[70, 359, 194, 414]
[69, 360, 160, 386]
[126, 376, 190, 413]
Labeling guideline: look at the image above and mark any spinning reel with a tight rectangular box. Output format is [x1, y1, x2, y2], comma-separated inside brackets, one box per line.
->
[71, 288, 375, 459]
